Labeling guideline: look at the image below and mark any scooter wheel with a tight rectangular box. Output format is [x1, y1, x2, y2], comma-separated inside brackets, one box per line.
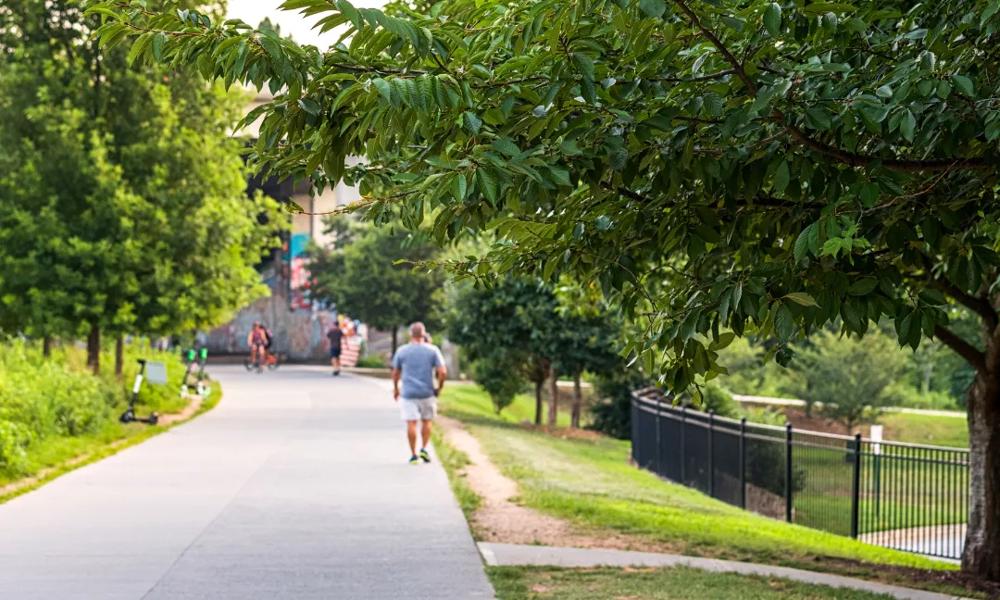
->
[149, 413, 159, 425]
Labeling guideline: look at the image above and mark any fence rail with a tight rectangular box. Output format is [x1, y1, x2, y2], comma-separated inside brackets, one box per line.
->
[631, 389, 970, 560]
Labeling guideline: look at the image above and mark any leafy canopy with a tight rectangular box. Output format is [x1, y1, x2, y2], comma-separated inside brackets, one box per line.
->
[91, 0, 1000, 389]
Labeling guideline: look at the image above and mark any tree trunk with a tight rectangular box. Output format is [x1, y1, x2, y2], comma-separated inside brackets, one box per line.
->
[391, 326, 398, 355]
[962, 368, 1000, 581]
[86, 323, 100, 375]
[534, 379, 543, 426]
[42, 336, 52, 358]
[547, 366, 559, 428]
[571, 373, 583, 429]
[114, 335, 124, 379]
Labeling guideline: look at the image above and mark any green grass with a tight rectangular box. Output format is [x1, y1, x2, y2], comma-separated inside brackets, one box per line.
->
[0, 380, 222, 504]
[879, 412, 968, 448]
[442, 382, 573, 427]
[438, 385, 952, 575]
[488, 566, 897, 600]
[431, 428, 481, 517]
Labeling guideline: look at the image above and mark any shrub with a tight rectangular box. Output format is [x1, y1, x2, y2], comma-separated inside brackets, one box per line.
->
[589, 367, 648, 439]
[472, 357, 524, 414]
[355, 354, 388, 369]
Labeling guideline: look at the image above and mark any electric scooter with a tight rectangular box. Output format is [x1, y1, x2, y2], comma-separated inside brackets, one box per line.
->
[120, 359, 159, 425]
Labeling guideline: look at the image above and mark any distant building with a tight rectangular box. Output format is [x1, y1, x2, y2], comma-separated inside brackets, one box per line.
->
[205, 90, 361, 361]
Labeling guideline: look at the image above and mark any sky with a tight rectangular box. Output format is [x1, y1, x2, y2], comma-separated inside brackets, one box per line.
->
[226, 0, 386, 49]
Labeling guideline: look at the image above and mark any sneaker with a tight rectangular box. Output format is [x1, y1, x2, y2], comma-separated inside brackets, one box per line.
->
[334, 370, 341, 376]
[419, 448, 431, 463]
[409, 455, 420, 465]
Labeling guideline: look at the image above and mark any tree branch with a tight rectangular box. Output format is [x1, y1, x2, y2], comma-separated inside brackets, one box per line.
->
[934, 324, 986, 373]
[670, 0, 996, 173]
[671, 0, 757, 94]
[931, 278, 999, 332]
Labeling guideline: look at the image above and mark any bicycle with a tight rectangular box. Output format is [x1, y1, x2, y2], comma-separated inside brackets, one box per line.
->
[244, 348, 280, 373]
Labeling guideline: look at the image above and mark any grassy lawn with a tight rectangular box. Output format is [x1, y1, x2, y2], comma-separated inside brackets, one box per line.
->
[488, 566, 896, 600]
[438, 384, 955, 577]
[879, 412, 968, 448]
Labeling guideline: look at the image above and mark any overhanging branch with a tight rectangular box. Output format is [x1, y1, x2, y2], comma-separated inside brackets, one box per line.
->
[670, 1, 996, 174]
[934, 324, 986, 373]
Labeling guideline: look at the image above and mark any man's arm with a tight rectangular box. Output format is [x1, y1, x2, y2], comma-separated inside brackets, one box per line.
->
[391, 368, 401, 400]
[435, 365, 447, 397]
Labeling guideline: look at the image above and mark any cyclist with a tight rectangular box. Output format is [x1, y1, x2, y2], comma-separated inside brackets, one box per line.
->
[247, 322, 268, 367]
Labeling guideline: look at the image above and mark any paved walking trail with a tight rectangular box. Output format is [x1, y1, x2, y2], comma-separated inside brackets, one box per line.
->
[0, 366, 493, 600]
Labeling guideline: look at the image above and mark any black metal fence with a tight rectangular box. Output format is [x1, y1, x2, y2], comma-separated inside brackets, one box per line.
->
[631, 388, 970, 560]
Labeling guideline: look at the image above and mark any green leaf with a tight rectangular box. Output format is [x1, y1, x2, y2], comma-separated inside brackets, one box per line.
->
[452, 173, 467, 201]
[639, 0, 666, 19]
[784, 292, 819, 308]
[848, 278, 878, 296]
[951, 74, 974, 96]
[774, 304, 796, 340]
[763, 3, 782, 37]
[900, 110, 916, 142]
[463, 111, 483, 134]
[372, 78, 392, 103]
[876, 84, 893, 99]
[773, 160, 790, 194]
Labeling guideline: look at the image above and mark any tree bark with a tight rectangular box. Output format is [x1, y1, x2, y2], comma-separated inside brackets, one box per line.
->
[86, 323, 100, 375]
[962, 365, 1000, 581]
[534, 379, 544, 426]
[391, 326, 398, 356]
[114, 335, 124, 379]
[571, 373, 583, 429]
[547, 366, 559, 428]
[42, 336, 52, 358]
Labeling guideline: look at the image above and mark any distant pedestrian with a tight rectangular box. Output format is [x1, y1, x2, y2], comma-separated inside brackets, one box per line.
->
[327, 322, 344, 376]
[391, 322, 446, 464]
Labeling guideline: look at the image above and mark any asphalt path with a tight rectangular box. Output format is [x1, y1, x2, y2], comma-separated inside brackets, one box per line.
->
[0, 366, 492, 599]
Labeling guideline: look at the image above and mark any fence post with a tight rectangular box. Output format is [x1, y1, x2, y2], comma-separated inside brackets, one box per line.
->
[680, 405, 687, 484]
[850, 433, 862, 538]
[655, 394, 662, 476]
[785, 423, 793, 523]
[739, 417, 747, 509]
[708, 410, 715, 498]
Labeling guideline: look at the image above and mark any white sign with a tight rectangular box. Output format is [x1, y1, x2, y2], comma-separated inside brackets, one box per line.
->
[145, 361, 168, 386]
[870, 424, 883, 455]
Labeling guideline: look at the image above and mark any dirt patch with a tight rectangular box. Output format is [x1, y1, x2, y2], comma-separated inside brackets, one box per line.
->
[157, 392, 204, 426]
[437, 416, 675, 552]
[814, 556, 1000, 599]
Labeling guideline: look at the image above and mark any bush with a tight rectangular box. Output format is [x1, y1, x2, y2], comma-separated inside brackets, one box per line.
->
[589, 368, 648, 439]
[472, 357, 524, 413]
[695, 382, 739, 418]
[355, 354, 388, 369]
[0, 339, 188, 477]
[881, 382, 960, 410]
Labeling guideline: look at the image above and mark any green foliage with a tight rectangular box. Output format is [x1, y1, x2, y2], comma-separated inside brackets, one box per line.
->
[0, 1, 280, 361]
[590, 367, 648, 439]
[311, 219, 444, 337]
[696, 382, 739, 418]
[354, 354, 388, 368]
[93, 0, 1000, 389]
[471, 357, 524, 413]
[0, 340, 186, 475]
[792, 329, 907, 431]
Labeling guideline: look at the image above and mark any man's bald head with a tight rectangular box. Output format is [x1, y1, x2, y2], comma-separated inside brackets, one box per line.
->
[409, 322, 426, 341]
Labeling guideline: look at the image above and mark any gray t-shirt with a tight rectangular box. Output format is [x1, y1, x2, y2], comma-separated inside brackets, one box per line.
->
[392, 342, 444, 400]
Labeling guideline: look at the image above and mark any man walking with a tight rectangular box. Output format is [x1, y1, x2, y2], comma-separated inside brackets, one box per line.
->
[327, 321, 344, 376]
[391, 322, 446, 464]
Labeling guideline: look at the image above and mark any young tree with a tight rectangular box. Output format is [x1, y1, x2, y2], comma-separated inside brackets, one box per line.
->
[310, 220, 443, 353]
[95, 0, 1000, 578]
[448, 277, 562, 425]
[0, 1, 278, 374]
[793, 329, 906, 433]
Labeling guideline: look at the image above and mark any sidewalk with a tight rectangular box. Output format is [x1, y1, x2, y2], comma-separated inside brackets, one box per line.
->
[0, 367, 493, 599]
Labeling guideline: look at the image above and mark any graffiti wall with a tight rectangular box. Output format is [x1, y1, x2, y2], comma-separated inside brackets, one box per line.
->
[207, 289, 337, 362]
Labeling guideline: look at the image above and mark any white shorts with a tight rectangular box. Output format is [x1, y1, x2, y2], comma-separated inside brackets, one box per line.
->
[400, 397, 436, 421]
